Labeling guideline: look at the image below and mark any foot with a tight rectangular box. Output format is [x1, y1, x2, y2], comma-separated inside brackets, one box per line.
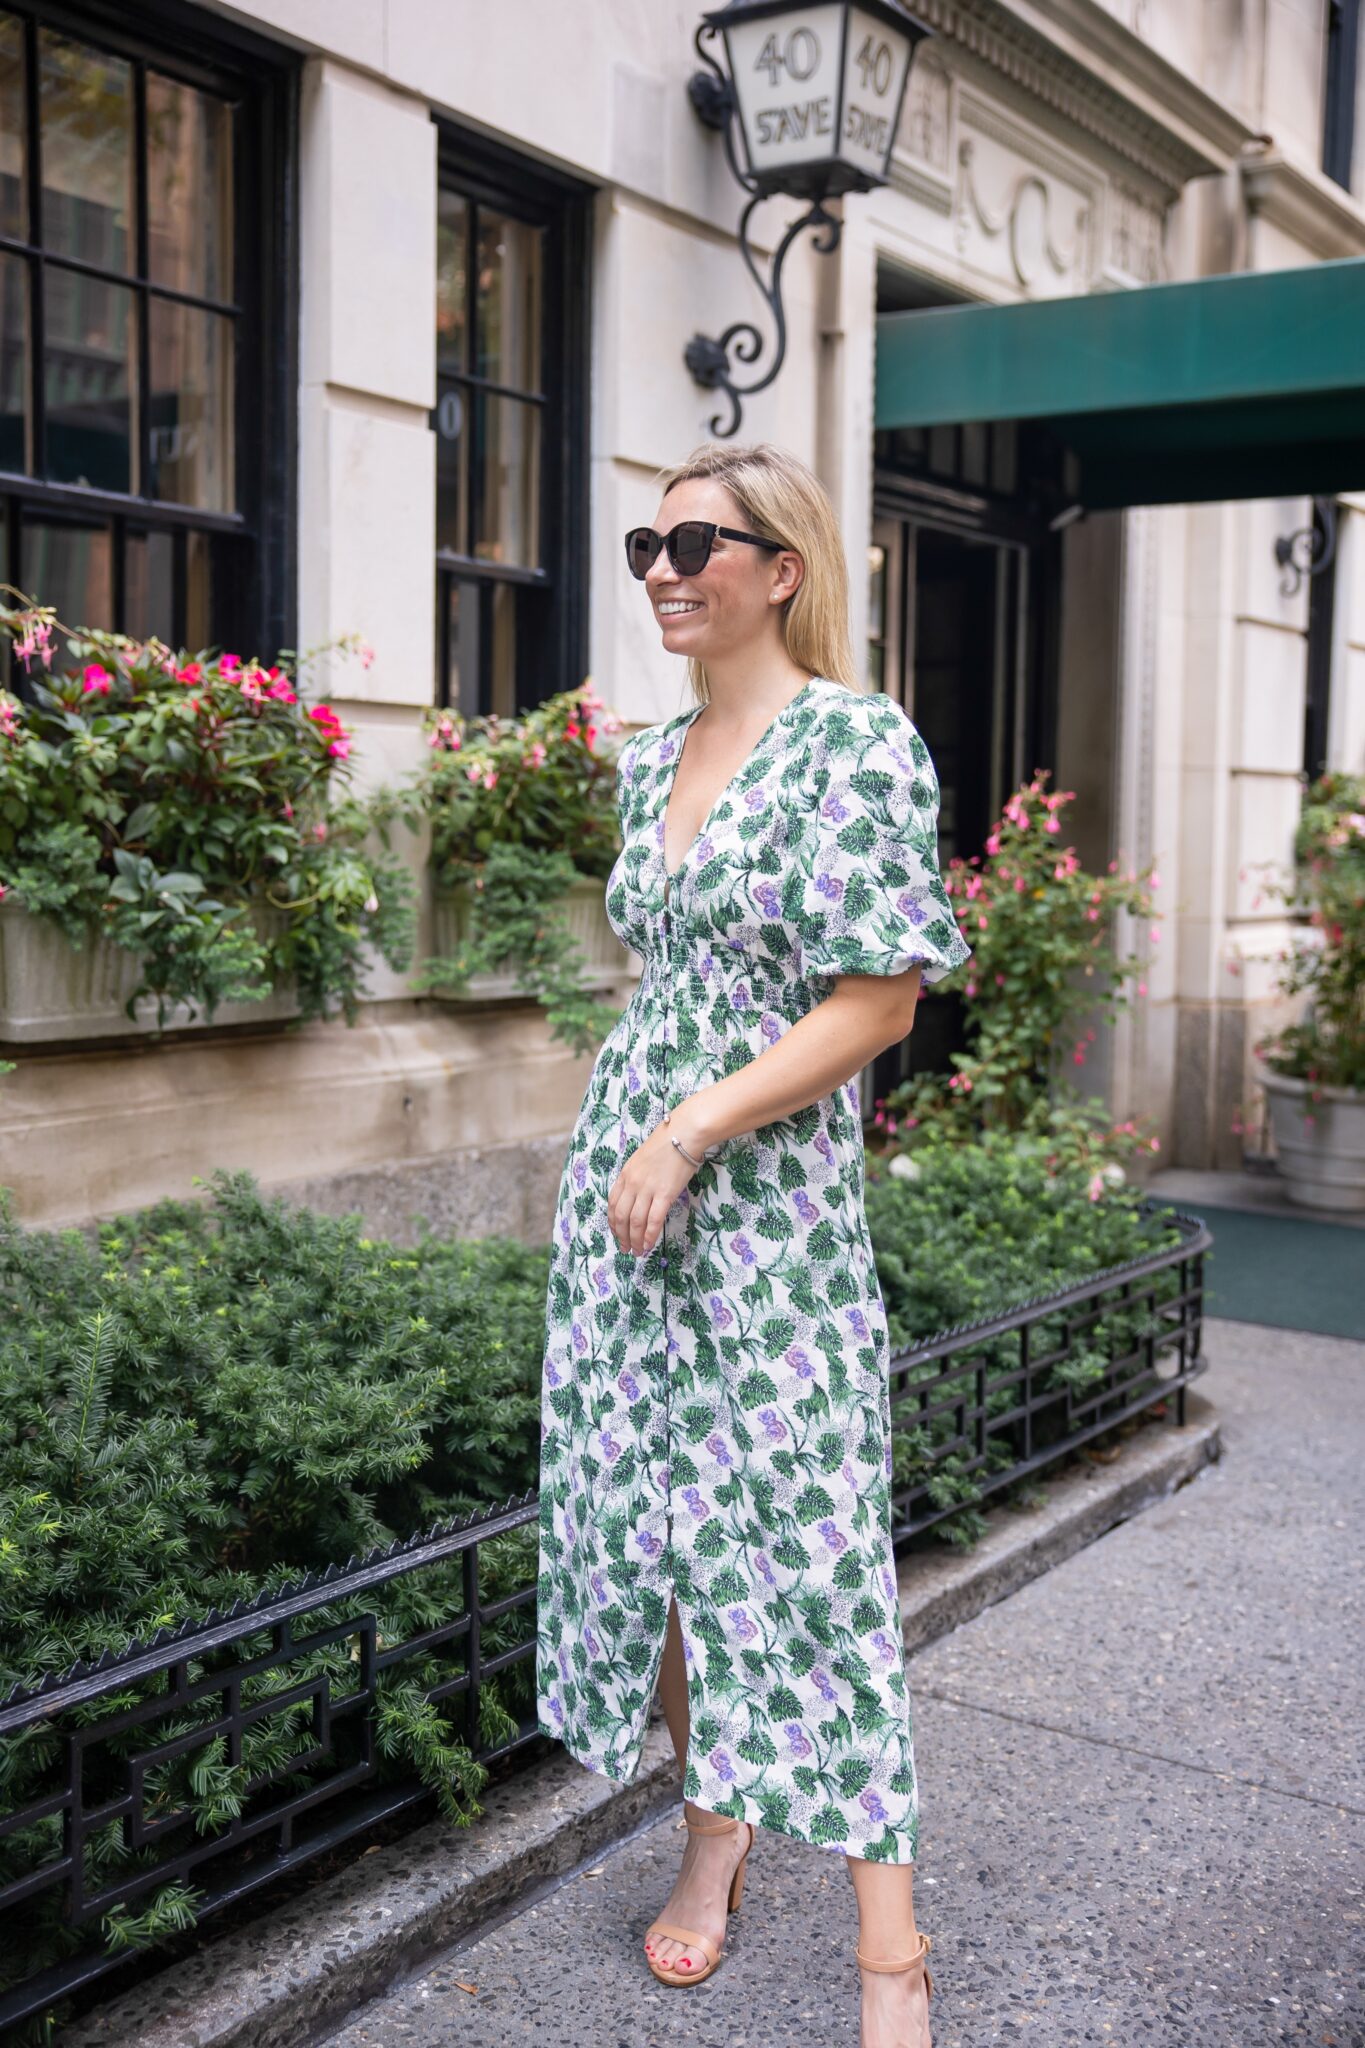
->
[859, 1956, 931, 2048]
[644, 1807, 753, 1978]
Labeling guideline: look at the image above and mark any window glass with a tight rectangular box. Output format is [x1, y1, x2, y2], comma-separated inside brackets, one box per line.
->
[147, 73, 234, 302]
[472, 391, 539, 567]
[436, 188, 468, 376]
[0, 252, 26, 473]
[148, 298, 233, 508]
[475, 210, 542, 389]
[43, 269, 135, 492]
[38, 29, 133, 272]
[125, 527, 174, 642]
[24, 511, 112, 623]
[0, 13, 24, 240]
[185, 527, 213, 648]
[435, 381, 467, 553]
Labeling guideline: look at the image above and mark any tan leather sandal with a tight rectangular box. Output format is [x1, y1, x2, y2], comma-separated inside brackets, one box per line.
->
[644, 1810, 754, 1986]
[855, 1927, 934, 2005]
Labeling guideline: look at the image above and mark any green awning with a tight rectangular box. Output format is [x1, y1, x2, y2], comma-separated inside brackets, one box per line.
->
[875, 257, 1365, 508]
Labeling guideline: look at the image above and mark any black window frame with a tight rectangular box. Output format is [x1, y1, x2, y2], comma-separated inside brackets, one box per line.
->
[1323, 0, 1361, 190]
[433, 120, 591, 717]
[0, 0, 298, 665]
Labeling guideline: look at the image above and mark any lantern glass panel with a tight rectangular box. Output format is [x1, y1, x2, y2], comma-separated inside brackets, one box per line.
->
[723, 3, 845, 189]
[839, 5, 915, 183]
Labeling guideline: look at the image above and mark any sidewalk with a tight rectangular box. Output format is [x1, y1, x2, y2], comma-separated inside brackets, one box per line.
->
[320, 1317, 1365, 2048]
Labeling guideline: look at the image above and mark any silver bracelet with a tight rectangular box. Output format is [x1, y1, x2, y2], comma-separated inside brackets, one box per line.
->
[663, 1107, 710, 1168]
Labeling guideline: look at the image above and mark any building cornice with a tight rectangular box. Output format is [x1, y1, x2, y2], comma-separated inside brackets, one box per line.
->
[915, 0, 1256, 192]
[1240, 147, 1365, 261]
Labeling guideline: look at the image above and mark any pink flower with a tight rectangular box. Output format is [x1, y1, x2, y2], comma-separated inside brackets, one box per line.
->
[1044, 816, 1060, 834]
[977, 914, 988, 930]
[327, 737, 351, 759]
[466, 763, 482, 783]
[1087, 1171, 1105, 1202]
[1137, 979, 1147, 996]
[482, 768, 498, 789]
[1149, 926, 1160, 944]
[312, 820, 328, 843]
[985, 831, 1001, 856]
[176, 662, 202, 685]
[964, 980, 976, 996]
[358, 640, 376, 670]
[82, 664, 112, 694]
[219, 653, 241, 675]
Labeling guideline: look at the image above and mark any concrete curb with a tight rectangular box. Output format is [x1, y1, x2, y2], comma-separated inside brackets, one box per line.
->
[63, 1404, 1219, 2048]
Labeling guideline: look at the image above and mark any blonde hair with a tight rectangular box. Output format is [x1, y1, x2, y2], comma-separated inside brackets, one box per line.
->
[652, 442, 859, 704]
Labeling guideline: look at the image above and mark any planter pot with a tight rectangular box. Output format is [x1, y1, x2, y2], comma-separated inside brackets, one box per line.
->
[1259, 1066, 1365, 1213]
[428, 874, 638, 1004]
[0, 899, 300, 1047]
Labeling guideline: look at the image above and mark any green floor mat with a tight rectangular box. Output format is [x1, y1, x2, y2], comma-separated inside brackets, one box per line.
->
[1159, 1202, 1364, 1341]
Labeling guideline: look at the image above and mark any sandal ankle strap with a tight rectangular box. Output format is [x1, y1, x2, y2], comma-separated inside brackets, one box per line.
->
[685, 1811, 740, 1834]
[855, 1930, 932, 1976]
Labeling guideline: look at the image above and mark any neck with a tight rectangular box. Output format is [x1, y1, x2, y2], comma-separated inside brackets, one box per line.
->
[698, 636, 811, 723]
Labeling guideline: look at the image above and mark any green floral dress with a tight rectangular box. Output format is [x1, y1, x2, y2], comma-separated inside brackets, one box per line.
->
[535, 676, 970, 1863]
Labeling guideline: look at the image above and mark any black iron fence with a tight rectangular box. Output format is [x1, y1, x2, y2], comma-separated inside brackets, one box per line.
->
[0, 1206, 1209, 2038]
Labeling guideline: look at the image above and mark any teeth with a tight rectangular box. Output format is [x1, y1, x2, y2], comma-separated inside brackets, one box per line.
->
[658, 601, 702, 615]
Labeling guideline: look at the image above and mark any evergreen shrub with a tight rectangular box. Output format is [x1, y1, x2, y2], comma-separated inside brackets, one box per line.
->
[0, 1155, 1181, 2011]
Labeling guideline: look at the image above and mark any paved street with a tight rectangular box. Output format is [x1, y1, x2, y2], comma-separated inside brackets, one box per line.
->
[324, 1319, 1364, 2047]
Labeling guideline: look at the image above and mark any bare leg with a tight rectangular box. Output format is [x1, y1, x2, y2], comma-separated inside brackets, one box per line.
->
[644, 1593, 753, 1978]
[847, 1856, 931, 2048]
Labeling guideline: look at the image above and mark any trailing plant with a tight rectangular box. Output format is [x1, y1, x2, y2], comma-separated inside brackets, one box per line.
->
[1253, 770, 1365, 1096]
[878, 772, 1159, 1172]
[407, 680, 628, 1053]
[0, 594, 415, 1027]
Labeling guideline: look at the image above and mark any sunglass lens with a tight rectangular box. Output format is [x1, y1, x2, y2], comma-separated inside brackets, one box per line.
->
[670, 523, 712, 576]
[624, 529, 660, 580]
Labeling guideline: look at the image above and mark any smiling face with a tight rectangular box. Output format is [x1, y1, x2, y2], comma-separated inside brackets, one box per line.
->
[642, 477, 804, 667]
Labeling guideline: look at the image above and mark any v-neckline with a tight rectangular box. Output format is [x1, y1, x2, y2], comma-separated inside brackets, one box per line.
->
[660, 677, 821, 904]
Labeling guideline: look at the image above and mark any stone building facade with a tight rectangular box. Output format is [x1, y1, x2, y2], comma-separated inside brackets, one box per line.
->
[1, 0, 1362, 1229]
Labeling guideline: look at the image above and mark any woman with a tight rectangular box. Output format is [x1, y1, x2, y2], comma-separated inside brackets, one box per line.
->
[535, 442, 970, 2048]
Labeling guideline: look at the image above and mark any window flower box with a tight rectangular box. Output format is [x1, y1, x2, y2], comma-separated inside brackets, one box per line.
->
[0, 899, 299, 1046]
[428, 875, 639, 1004]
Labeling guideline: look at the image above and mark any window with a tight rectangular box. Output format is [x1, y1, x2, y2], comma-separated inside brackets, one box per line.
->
[0, 1, 295, 669]
[434, 127, 590, 717]
[1323, 0, 1360, 189]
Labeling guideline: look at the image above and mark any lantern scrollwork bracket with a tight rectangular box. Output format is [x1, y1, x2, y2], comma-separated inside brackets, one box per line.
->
[1275, 496, 1338, 598]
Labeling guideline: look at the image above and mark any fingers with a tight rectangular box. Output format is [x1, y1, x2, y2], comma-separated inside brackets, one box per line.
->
[608, 1179, 674, 1257]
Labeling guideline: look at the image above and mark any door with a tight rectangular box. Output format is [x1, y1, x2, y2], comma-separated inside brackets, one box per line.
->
[861, 509, 1035, 1120]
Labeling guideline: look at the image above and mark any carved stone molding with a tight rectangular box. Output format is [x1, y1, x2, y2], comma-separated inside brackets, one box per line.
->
[910, 0, 1248, 193]
[955, 137, 1093, 291]
[901, 48, 952, 175]
[1105, 179, 1167, 284]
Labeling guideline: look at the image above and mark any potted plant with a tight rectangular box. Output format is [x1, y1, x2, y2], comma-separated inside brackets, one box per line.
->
[1254, 772, 1365, 1211]
[0, 594, 415, 1043]
[407, 680, 637, 1055]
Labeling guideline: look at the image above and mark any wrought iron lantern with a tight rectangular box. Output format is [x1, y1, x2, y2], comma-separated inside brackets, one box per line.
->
[687, 0, 930, 435]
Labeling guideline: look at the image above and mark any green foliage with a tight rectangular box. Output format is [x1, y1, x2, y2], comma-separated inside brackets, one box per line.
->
[413, 840, 626, 1056]
[880, 773, 1158, 1170]
[0, 595, 415, 1027]
[404, 682, 628, 1054]
[866, 1130, 1184, 1544]
[1255, 771, 1365, 1094]
[0, 1173, 548, 2025]
[0, 1151, 1172, 2016]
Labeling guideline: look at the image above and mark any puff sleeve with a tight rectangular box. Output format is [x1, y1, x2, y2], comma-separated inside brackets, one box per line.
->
[795, 692, 972, 985]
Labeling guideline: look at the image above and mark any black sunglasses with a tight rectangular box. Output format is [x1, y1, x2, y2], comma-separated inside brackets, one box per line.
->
[624, 520, 784, 581]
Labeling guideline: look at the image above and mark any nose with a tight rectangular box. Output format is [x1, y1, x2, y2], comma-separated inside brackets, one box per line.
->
[644, 548, 680, 595]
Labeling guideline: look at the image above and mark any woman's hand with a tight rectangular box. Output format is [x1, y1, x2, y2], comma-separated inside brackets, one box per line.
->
[608, 1113, 708, 1256]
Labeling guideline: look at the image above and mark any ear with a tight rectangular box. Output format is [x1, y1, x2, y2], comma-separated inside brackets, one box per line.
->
[769, 548, 805, 605]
